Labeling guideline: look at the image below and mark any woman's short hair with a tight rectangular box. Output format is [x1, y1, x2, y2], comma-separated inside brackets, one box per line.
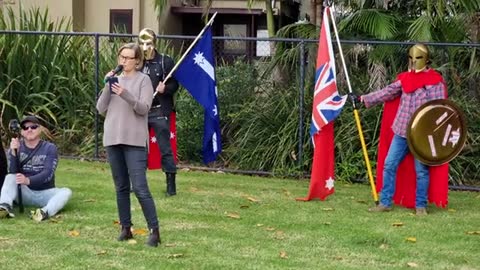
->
[117, 43, 144, 70]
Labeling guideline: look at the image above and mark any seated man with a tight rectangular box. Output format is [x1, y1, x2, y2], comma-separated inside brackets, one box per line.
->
[0, 116, 72, 221]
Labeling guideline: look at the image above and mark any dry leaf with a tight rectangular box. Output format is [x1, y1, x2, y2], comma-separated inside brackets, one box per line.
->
[466, 231, 480, 235]
[96, 250, 107, 255]
[322, 208, 334, 211]
[127, 239, 137, 245]
[282, 189, 291, 196]
[246, 196, 259, 202]
[189, 187, 200, 192]
[290, 151, 297, 161]
[168, 253, 184, 259]
[406, 237, 417, 243]
[265, 227, 275, 231]
[240, 205, 250, 209]
[83, 199, 96, 203]
[68, 230, 80, 237]
[226, 213, 240, 219]
[448, 209, 456, 212]
[216, 170, 225, 174]
[274, 231, 285, 240]
[392, 222, 404, 227]
[356, 200, 367, 204]
[279, 251, 288, 259]
[334, 256, 343, 260]
[380, 244, 389, 249]
[322, 222, 331, 225]
[113, 220, 120, 225]
[407, 262, 419, 267]
[256, 224, 264, 227]
[132, 228, 148, 236]
[165, 243, 177, 247]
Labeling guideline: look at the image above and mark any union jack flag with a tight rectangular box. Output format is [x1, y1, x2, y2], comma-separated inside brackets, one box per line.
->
[310, 7, 347, 136]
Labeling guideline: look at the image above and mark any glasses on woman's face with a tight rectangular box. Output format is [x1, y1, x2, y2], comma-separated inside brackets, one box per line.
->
[118, 55, 136, 61]
[22, 124, 39, 131]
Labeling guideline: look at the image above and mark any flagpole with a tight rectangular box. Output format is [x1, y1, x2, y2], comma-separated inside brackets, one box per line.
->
[327, 5, 379, 204]
[154, 12, 218, 97]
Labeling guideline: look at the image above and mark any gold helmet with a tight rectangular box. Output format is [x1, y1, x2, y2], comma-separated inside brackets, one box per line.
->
[408, 44, 430, 73]
[138, 28, 157, 60]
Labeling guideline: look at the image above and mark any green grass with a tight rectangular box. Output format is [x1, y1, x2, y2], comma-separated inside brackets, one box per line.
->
[0, 159, 479, 270]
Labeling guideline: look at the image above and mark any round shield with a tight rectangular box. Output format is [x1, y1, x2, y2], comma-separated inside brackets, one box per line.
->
[407, 99, 467, 166]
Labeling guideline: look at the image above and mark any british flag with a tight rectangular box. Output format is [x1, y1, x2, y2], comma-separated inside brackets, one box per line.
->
[310, 7, 347, 136]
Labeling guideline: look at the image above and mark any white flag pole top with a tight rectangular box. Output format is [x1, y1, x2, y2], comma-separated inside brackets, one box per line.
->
[154, 12, 218, 97]
[328, 5, 353, 94]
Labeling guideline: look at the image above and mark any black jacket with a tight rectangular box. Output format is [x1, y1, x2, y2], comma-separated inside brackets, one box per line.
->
[142, 51, 179, 116]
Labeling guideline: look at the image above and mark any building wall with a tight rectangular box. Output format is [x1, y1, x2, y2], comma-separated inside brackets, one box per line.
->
[5, 0, 73, 29]
[84, 0, 141, 33]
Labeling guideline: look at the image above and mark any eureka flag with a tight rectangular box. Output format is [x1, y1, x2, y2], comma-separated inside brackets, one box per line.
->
[173, 26, 222, 163]
[298, 7, 347, 201]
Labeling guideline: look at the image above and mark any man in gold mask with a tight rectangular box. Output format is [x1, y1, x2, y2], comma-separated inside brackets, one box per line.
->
[357, 44, 449, 215]
[138, 28, 179, 196]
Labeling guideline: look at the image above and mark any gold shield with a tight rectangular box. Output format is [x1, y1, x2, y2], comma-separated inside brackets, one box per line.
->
[407, 99, 467, 166]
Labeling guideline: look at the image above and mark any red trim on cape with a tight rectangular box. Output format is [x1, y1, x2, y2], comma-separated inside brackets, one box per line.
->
[396, 69, 444, 93]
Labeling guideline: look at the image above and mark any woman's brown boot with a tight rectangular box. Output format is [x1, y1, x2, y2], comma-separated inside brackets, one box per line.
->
[146, 228, 161, 247]
[117, 226, 133, 241]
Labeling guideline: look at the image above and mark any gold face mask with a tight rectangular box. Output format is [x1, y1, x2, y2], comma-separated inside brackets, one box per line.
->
[408, 44, 430, 73]
[138, 28, 156, 60]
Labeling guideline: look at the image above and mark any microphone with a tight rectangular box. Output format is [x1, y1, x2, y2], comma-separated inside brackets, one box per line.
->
[104, 65, 123, 83]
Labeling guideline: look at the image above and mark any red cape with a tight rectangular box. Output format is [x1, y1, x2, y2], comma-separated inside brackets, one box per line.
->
[375, 72, 449, 208]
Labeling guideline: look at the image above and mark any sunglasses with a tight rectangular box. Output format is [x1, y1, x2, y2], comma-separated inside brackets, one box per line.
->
[22, 125, 39, 131]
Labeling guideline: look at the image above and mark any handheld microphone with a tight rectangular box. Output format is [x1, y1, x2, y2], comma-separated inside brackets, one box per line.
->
[104, 65, 123, 83]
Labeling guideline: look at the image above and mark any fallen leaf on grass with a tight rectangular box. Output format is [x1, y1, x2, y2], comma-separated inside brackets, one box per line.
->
[246, 196, 259, 203]
[265, 227, 275, 231]
[282, 189, 291, 196]
[333, 256, 343, 260]
[240, 205, 250, 209]
[466, 231, 480, 235]
[168, 254, 184, 259]
[405, 237, 417, 243]
[127, 239, 137, 245]
[216, 170, 225, 174]
[322, 208, 334, 211]
[132, 228, 148, 236]
[96, 250, 107, 255]
[380, 244, 389, 249]
[256, 224, 264, 227]
[113, 220, 120, 225]
[448, 208, 456, 212]
[392, 222, 404, 227]
[407, 262, 419, 267]
[165, 243, 177, 247]
[356, 200, 367, 204]
[274, 231, 285, 240]
[322, 222, 331, 225]
[68, 230, 80, 237]
[83, 199, 96, 203]
[226, 213, 240, 219]
[279, 251, 288, 259]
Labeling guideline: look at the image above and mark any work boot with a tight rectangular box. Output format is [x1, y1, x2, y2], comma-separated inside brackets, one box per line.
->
[166, 172, 176, 196]
[0, 203, 14, 218]
[415, 207, 428, 216]
[117, 226, 133, 241]
[368, 204, 392, 212]
[146, 228, 161, 247]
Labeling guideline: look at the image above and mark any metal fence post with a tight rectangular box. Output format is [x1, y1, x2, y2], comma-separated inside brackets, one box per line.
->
[298, 40, 306, 173]
[94, 33, 100, 159]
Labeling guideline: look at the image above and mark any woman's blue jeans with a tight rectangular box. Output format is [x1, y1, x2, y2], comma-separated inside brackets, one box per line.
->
[381, 135, 430, 208]
[106, 145, 159, 229]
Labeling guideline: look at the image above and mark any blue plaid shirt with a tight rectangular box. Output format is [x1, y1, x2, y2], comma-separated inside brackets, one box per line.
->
[363, 79, 446, 138]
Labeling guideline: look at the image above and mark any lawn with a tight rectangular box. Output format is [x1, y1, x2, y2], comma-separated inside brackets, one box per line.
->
[0, 159, 479, 270]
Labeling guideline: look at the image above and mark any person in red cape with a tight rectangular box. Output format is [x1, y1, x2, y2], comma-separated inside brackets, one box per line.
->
[359, 44, 449, 215]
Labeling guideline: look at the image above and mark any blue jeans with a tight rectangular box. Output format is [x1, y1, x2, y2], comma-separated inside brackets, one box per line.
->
[148, 109, 177, 173]
[0, 174, 72, 216]
[106, 145, 159, 229]
[381, 135, 430, 208]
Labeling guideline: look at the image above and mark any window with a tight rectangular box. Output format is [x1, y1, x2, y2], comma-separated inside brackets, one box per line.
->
[223, 24, 247, 54]
[110, 9, 133, 34]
